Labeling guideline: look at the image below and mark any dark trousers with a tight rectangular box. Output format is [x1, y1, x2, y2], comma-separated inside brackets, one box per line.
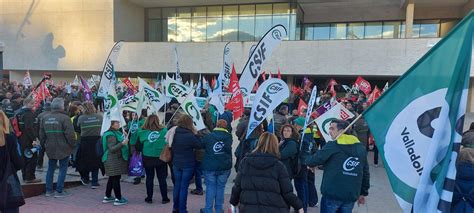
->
[0, 207, 20, 213]
[79, 168, 99, 185]
[307, 168, 319, 206]
[22, 153, 37, 181]
[144, 160, 169, 201]
[294, 167, 308, 213]
[106, 175, 122, 200]
[373, 145, 379, 165]
[37, 147, 45, 167]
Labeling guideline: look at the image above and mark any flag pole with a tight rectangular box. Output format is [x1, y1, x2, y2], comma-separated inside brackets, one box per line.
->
[334, 113, 363, 140]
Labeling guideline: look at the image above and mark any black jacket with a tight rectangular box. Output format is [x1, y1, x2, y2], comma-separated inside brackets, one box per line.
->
[230, 152, 303, 212]
[17, 107, 37, 150]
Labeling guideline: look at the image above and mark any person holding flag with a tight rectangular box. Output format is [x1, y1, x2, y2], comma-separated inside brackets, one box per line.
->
[303, 119, 370, 212]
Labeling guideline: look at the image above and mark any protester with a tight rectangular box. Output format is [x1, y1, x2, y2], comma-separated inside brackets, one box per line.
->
[171, 115, 203, 213]
[128, 110, 147, 185]
[234, 122, 264, 172]
[200, 119, 233, 213]
[0, 110, 25, 213]
[304, 119, 370, 212]
[273, 105, 289, 139]
[279, 124, 300, 179]
[36, 102, 51, 169]
[16, 97, 40, 183]
[451, 123, 474, 212]
[294, 124, 315, 213]
[39, 98, 76, 198]
[102, 120, 129, 206]
[76, 102, 103, 189]
[230, 132, 304, 212]
[137, 114, 170, 204]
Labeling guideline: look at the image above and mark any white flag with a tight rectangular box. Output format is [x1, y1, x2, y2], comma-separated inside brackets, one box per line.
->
[180, 93, 206, 131]
[98, 41, 124, 97]
[314, 102, 354, 142]
[246, 78, 289, 138]
[174, 46, 182, 82]
[239, 25, 287, 102]
[139, 78, 165, 113]
[23, 71, 32, 88]
[101, 85, 126, 135]
[218, 42, 232, 90]
[301, 86, 318, 143]
[165, 76, 191, 100]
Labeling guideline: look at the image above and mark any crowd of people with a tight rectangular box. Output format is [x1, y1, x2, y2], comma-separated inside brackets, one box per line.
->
[0, 80, 472, 213]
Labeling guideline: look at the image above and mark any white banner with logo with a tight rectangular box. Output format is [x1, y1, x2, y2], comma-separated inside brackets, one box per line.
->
[246, 78, 289, 138]
[239, 25, 287, 102]
[314, 102, 355, 142]
[218, 42, 232, 90]
[119, 94, 140, 112]
[165, 76, 191, 101]
[101, 85, 127, 135]
[180, 93, 206, 130]
[139, 78, 165, 113]
[98, 41, 124, 97]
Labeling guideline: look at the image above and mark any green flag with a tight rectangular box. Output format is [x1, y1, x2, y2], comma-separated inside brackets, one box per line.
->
[363, 12, 474, 212]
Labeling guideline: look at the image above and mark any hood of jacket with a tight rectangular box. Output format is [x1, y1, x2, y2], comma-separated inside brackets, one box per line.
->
[245, 152, 279, 170]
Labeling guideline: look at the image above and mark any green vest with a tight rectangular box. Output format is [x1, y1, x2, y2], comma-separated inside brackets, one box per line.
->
[102, 130, 129, 162]
[138, 128, 168, 157]
[128, 118, 145, 145]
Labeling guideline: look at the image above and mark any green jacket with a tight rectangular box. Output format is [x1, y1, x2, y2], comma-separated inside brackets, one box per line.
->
[102, 130, 129, 162]
[137, 128, 168, 158]
[304, 134, 370, 202]
[128, 118, 145, 145]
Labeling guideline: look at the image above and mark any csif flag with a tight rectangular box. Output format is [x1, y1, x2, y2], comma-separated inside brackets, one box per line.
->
[363, 12, 474, 213]
[98, 41, 124, 97]
[239, 25, 287, 102]
[139, 78, 165, 113]
[165, 76, 191, 101]
[246, 78, 289, 139]
[300, 86, 318, 145]
[225, 64, 244, 120]
[101, 84, 127, 135]
[217, 42, 232, 90]
[314, 102, 354, 142]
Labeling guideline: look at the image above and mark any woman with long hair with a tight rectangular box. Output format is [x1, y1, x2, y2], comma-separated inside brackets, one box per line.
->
[279, 124, 300, 179]
[230, 132, 303, 213]
[101, 120, 129, 206]
[137, 114, 170, 204]
[171, 115, 203, 213]
[76, 102, 102, 188]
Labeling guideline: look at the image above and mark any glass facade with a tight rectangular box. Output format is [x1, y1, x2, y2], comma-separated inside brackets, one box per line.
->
[303, 19, 458, 40]
[146, 3, 303, 42]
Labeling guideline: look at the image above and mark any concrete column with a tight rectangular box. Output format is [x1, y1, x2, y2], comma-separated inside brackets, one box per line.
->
[405, 0, 415, 38]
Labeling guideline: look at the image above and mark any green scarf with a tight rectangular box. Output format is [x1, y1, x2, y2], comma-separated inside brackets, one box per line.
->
[102, 130, 129, 162]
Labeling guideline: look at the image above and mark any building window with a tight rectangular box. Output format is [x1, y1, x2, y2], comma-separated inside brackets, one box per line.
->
[145, 3, 301, 42]
[302, 19, 457, 41]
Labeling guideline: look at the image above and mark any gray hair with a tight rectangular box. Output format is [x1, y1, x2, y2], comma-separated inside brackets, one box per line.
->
[51, 98, 65, 110]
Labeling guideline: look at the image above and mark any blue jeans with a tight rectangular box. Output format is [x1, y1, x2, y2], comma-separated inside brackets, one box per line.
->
[203, 170, 231, 213]
[320, 196, 355, 213]
[172, 166, 194, 212]
[194, 161, 203, 191]
[46, 157, 69, 193]
[294, 166, 308, 212]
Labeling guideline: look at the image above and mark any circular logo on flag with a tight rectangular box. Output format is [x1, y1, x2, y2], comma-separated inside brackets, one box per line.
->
[384, 88, 451, 188]
[184, 102, 200, 121]
[266, 82, 283, 94]
[168, 83, 187, 97]
[272, 29, 283, 40]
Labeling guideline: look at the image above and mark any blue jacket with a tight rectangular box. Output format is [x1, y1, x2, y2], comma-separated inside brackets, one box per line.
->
[452, 162, 474, 212]
[202, 128, 233, 171]
[171, 127, 202, 169]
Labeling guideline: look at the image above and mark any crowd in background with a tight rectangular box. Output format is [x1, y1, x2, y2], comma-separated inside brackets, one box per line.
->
[0, 79, 472, 213]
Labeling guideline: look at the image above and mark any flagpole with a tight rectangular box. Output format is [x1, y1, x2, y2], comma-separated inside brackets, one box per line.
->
[164, 72, 168, 125]
[334, 113, 363, 140]
[165, 86, 197, 127]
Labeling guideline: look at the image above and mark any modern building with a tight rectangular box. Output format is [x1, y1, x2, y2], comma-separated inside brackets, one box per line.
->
[1, 0, 474, 108]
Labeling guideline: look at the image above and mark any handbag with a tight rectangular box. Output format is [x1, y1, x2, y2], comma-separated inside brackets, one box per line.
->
[0, 140, 25, 209]
[159, 144, 172, 163]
